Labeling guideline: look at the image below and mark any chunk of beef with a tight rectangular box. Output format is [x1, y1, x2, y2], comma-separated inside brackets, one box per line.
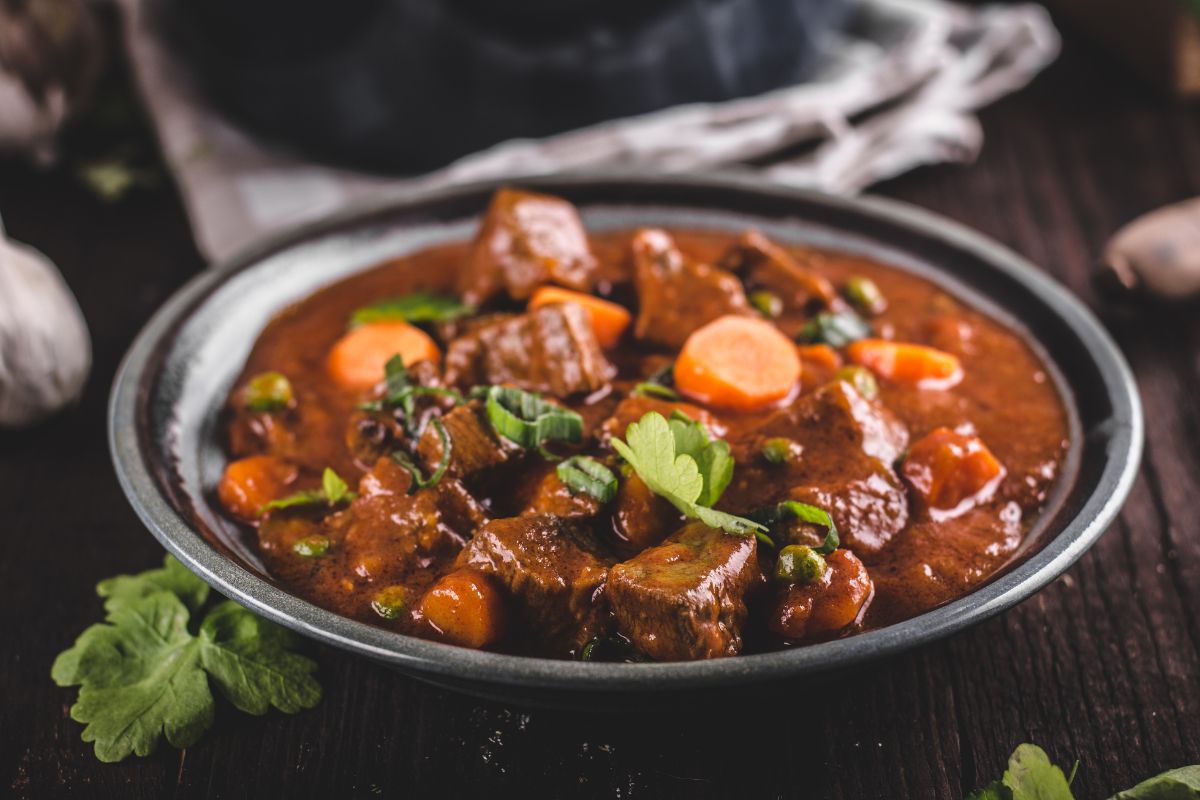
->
[458, 188, 597, 306]
[611, 474, 682, 553]
[769, 549, 873, 640]
[725, 381, 910, 556]
[456, 515, 614, 653]
[444, 304, 615, 396]
[631, 229, 751, 349]
[720, 230, 839, 310]
[417, 402, 517, 479]
[607, 523, 758, 660]
[515, 463, 604, 519]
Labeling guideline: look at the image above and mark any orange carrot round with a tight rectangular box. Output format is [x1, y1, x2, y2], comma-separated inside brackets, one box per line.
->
[674, 315, 801, 412]
[217, 455, 298, 522]
[419, 569, 507, 649]
[327, 321, 441, 391]
[845, 338, 962, 390]
[528, 286, 632, 348]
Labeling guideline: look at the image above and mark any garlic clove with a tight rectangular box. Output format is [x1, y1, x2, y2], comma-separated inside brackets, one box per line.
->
[1101, 197, 1200, 302]
[0, 225, 92, 427]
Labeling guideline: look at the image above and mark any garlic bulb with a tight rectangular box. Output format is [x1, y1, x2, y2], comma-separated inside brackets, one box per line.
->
[0, 0, 103, 162]
[0, 221, 91, 427]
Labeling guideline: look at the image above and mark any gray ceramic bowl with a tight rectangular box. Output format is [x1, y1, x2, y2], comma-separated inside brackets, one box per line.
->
[109, 173, 1142, 708]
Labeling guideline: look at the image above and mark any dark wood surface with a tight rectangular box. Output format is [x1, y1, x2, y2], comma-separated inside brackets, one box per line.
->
[3, 14, 1199, 800]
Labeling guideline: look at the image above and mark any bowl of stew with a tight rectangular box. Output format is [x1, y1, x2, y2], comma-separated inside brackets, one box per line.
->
[109, 173, 1142, 706]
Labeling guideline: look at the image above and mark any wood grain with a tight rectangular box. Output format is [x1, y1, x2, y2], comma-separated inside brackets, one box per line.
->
[2, 14, 1198, 800]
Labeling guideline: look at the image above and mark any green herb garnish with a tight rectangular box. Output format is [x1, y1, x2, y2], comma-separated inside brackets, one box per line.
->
[970, 743, 1199, 800]
[610, 411, 765, 539]
[52, 555, 321, 763]
[751, 501, 839, 553]
[749, 290, 784, 319]
[556, 456, 618, 503]
[483, 385, 583, 456]
[360, 355, 464, 420]
[631, 382, 680, 400]
[1109, 766, 1200, 799]
[259, 467, 356, 515]
[349, 291, 472, 327]
[797, 310, 872, 348]
[243, 371, 294, 411]
[392, 418, 451, 493]
[292, 535, 330, 557]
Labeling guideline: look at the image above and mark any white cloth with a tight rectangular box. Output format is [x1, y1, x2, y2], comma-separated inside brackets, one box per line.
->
[117, 0, 1060, 263]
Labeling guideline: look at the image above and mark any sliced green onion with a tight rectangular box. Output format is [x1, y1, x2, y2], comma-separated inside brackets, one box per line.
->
[370, 585, 410, 619]
[484, 386, 583, 451]
[835, 365, 879, 399]
[775, 544, 828, 584]
[244, 371, 293, 411]
[797, 311, 872, 348]
[350, 292, 472, 327]
[292, 535, 330, 558]
[761, 437, 797, 465]
[750, 500, 839, 554]
[556, 456, 618, 502]
[632, 382, 680, 400]
[749, 290, 784, 319]
[842, 276, 887, 316]
[391, 418, 451, 493]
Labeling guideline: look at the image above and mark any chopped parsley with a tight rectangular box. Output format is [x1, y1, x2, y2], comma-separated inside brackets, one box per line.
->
[349, 291, 472, 327]
[610, 411, 764, 539]
[259, 467, 355, 515]
[51, 555, 320, 763]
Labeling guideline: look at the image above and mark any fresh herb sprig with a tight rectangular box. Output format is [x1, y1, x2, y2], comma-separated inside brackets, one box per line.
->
[349, 291, 472, 327]
[969, 743, 1199, 800]
[259, 467, 355, 515]
[52, 556, 321, 763]
[611, 411, 765, 539]
[361, 355, 464, 421]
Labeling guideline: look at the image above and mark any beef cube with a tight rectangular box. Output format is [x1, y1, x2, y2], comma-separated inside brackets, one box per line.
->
[598, 394, 726, 445]
[608, 523, 758, 660]
[458, 188, 597, 306]
[444, 304, 615, 396]
[726, 381, 910, 556]
[631, 229, 751, 349]
[457, 515, 614, 653]
[418, 402, 517, 479]
[516, 463, 603, 519]
[720, 230, 839, 310]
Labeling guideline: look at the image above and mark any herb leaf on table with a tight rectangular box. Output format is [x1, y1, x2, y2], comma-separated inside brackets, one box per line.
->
[51, 556, 321, 763]
[970, 743, 1200, 800]
[1109, 766, 1200, 799]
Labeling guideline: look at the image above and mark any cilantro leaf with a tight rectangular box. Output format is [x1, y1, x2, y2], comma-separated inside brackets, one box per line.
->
[349, 292, 472, 327]
[968, 782, 1014, 800]
[1109, 766, 1200, 799]
[52, 557, 321, 762]
[260, 467, 356, 515]
[97, 553, 210, 613]
[1004, 743, 1076, 800]
[611, 412, 764, 537]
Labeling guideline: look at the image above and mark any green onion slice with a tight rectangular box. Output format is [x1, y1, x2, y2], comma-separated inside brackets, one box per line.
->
[391, 418, 451, 493]
[484, 386, 583, 451]
[556, 456, 618, 503]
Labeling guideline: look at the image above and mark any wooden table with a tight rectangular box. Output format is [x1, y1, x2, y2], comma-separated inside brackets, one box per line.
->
[3, 15, 1198, 800]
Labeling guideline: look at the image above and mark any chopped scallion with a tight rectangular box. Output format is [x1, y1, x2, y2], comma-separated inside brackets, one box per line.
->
[556, 456, 618, 502]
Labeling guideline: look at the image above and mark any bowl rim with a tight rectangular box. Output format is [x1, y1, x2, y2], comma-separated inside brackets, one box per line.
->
[109, 171, 1143, 693]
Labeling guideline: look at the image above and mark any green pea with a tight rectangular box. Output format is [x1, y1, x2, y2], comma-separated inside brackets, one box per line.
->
[292, 534, 330, 558]
[775, 544, 828, 584]
[371, 585, 411, 620]
[835, 365, 879, 399]
[749, 290, 784, 319]
[842, 276, 887, 316]
[245, 371, 294, 411]
[761, 437, 798, 465]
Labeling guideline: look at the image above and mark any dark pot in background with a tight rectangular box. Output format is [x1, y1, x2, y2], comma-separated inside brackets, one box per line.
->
[154, 0, 853, 174]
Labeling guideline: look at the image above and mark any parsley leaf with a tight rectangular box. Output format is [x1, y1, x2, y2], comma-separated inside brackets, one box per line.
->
[968, 744, 1075, 800]
[1109, 766, 1200, 799]
[259, 467, 356, 515]
[349, 291, 472, 327]
[52, 557, 320, 763]
[611, 411, 765, 538]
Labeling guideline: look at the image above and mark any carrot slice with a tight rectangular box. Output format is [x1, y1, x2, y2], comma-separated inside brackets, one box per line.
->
[674, 315, 801, 412]
[419, 569, 507, 649]
[528, 286, 632, 348]
[845, 338, 962, 389]
[327, 321, 441, 390]
[217, 455, 298, 522]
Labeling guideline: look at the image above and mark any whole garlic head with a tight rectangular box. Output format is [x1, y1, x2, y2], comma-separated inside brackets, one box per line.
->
[0, 221, 91, 427]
